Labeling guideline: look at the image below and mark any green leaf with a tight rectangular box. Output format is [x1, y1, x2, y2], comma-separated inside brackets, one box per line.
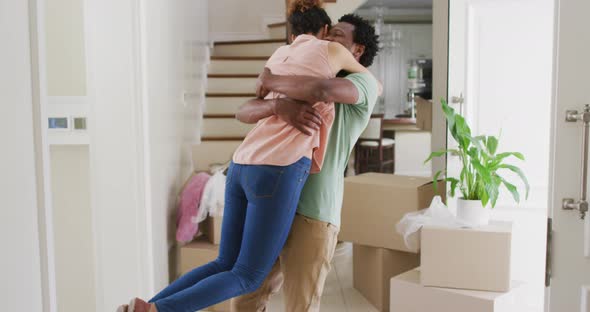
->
[454, 115, 472, 149]
[499, 164, 530, 199]
[446, 177, 460, 197]
[424, 149, 459, 164]
[500, 177, 520, 203]
[480, 182, 490, 206]
[441, 99, 456, 129]
[496, 152, 525, 161]
[486, 175, 502, 208]
[486, 136, 499, 155]
[432, 170, 443, 193]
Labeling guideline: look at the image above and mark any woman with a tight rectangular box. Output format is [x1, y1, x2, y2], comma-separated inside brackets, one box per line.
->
[119, 1, 372, 311]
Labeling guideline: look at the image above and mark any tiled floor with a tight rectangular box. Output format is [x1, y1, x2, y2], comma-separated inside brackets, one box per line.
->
[264, 242, 378, 312]
[202, 242, 377, 312]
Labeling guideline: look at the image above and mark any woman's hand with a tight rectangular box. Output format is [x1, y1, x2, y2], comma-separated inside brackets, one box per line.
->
[274, 98, 323, 136]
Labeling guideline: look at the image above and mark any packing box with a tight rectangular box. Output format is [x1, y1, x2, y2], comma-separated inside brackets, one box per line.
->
[391, 269, 524, 312]
[200, 216, 223, 245]
[179, 237, 230, 311]
[415, 97, 432, 131]
[421, 221, 513, 292]
[339, 173, 445, 252]
[192, 141, 241, 172]
[353, 244, 420, 312]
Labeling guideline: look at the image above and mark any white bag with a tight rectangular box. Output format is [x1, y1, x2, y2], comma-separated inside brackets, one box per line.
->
[196, 169, 226, 223]
[395, 196, 463, 252]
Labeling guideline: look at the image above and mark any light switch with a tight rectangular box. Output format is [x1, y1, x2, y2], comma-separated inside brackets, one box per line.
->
[73, 117, 87, 130]
[48, 117, 68, 129]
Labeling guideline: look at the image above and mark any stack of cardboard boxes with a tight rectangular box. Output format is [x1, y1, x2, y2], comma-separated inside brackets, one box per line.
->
[390, 221, 522, 312]
[178, 217, 227, 311]
[339, 173, 445, 312]
[341, 172, 522, 312]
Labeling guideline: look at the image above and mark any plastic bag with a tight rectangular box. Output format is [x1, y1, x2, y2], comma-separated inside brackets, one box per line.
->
[195, 169, 226, 223]
[176, 172, 210, 243]
[395, 196, 463, 252]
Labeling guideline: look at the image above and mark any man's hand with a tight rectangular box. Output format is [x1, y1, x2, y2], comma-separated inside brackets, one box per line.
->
[274, 98, 323, 136]
[256, 67, 273, 99]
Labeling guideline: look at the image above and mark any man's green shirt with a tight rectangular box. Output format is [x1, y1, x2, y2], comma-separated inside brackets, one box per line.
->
[297, 73, 379, 227]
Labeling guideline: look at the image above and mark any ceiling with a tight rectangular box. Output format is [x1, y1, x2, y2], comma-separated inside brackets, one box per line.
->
[358, 0, 433, 9]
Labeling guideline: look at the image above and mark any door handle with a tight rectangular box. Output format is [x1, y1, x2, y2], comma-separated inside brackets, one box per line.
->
[451, 93, 465, 116]
[562, 104, 590, 219]
[451, 93, 464, 105]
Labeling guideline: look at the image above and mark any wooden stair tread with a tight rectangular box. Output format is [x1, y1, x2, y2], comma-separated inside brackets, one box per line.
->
[268, 21, 287, 28]
[210, 56, 270, 61]
[202, 137, 245, 141]
[206, 93, 256, 98]
[207, 74, 259, 78]
[203, 114, 236, 118]
[214, 38, 285, 46]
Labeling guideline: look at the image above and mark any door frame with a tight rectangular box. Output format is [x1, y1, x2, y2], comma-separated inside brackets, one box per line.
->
[29, 0, 157, 310]
[431, 0, 449, 177]
[545, 0, 560, 309]
[28, 0, 58, 311]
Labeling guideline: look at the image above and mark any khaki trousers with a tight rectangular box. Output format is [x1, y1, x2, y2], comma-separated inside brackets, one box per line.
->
[231, 214, 339, 312]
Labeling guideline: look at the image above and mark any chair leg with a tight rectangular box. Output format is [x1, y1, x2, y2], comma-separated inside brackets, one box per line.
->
[354, 146, 359, 174]
[379, 146, 384, 173]
[364, 148, 369, 173]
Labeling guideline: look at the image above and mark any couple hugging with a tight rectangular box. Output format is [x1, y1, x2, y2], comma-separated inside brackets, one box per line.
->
[120, 1, 381, 311]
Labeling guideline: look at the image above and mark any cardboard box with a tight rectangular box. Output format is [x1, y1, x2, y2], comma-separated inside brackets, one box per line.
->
[192, 141, 241, 172]
[415, 97, 432, 131]
[339, 173, 445, 252]
[179, 237, 230, 311]
[421, 221, 513, 292]
[353, 244, 420, 312]
[200, 216, 223, 245]
[391, 269, 524, 312]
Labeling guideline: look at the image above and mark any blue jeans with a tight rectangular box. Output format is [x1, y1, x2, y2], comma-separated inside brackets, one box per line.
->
[149, 157, 311, 312]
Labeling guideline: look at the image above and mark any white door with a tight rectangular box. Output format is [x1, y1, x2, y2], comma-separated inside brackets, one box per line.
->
[547, 0, 590, 310]
[447, 0, 555, 310]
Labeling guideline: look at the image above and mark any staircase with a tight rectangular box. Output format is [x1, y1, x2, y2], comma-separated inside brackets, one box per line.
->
[193, 22, 288, 171]
[194, 0, 366, 169]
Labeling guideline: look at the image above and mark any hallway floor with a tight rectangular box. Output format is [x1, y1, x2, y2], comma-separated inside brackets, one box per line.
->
[265, 242, 378, 312]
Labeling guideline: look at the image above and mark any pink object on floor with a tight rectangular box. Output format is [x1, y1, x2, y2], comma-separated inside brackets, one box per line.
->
[176, 172, 211, 243]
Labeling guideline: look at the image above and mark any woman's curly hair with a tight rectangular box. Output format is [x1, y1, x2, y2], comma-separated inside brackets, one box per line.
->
[288, 0, 332, 36]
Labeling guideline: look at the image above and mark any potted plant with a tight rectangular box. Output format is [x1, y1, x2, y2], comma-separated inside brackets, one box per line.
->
[425, 99, 530, 226]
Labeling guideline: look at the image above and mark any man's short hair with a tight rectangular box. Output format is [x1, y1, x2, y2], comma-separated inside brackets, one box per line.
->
[338, 14, 380, 67]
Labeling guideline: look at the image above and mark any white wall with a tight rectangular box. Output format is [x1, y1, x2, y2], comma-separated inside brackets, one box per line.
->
[50, 146, 95, 312]
[208, 0, 284, 41]
[0, 1, 45, 311]
[86, 0, 207, 309]
[141, 0, 208, 290]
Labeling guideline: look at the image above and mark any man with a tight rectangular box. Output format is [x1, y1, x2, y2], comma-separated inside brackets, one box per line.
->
[233, 14, 380, 312]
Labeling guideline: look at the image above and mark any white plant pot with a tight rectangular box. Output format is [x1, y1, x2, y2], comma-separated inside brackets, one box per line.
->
[456, 198, 490, 227]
